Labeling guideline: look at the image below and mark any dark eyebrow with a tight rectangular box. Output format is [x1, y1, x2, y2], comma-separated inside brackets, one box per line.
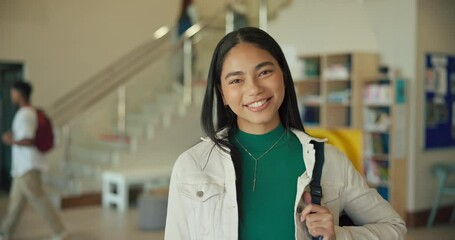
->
[224, 71, 244, 80]
[255, 61, 274, 70]
[224, 61, 275, 80]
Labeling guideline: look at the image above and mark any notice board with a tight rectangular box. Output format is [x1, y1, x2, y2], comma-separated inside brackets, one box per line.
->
[425, 53, 455, 149]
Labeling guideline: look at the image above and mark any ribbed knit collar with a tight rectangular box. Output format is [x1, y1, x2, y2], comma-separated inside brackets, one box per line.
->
[233, 123, 289, 153]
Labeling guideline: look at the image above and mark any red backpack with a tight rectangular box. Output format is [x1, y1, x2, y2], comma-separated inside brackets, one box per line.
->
[35, 109, 54, 153]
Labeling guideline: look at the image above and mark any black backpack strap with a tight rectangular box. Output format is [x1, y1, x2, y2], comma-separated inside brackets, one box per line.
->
[310, 140, 325, 205]
[310, 140, 325, 240]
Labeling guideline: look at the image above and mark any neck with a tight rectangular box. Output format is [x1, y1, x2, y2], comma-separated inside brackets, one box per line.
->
[237, 116, 281, 135]
[18, 100, 30, 108]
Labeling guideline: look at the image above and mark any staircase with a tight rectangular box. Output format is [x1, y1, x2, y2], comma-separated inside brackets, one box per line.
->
[43, 0, 292, 204]
[45, 84, 206, 197]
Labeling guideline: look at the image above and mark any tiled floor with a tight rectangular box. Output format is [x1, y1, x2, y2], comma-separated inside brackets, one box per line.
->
[0, 197, 454, 240]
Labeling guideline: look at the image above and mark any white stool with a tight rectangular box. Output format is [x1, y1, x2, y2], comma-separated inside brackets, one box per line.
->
[102, 166, 172, 212]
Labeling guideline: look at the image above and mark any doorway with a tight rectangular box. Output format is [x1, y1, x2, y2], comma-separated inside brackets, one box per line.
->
[0, 62, 23, 193]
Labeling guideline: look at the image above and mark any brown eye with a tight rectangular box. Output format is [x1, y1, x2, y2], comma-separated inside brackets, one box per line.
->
[229, 79, 242, 84]
[259, 70, 272, 77]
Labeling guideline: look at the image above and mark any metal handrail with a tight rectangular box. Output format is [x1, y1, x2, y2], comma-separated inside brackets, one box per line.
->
[48, 11, 224, 126]
[48, 0, 291, 126]
[49, 32, 174, 125]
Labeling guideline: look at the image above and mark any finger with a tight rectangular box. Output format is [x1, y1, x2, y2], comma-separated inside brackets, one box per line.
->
[306, 212, 333, 224]
[301, 205, 328, 221]
[306, 219, 334, 231]
[300, 191, 313, 222]
[307, 226, 327, 238]
[301, 204, 331, 223]
[300, 204, 313, 221]
[303, 191, 312, 205]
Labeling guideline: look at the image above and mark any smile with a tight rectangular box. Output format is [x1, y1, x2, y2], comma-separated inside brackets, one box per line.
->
[244, 97, 272, 111]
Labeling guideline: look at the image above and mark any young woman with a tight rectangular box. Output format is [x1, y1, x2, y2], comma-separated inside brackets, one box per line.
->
[165, 27, 406, 240]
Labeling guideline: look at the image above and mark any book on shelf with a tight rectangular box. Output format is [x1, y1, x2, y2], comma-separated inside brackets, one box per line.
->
[365, 158, 389, 187]
[328, 89, 351, 104]
[364, 83, 392, 105]
[300, 95, 323, 105]
[364, 132, 390, 156]
[377, 186, 389, 200]
[300, 58, 320, 80]
[300, 105, 320, 125]
[323, 64, 350, 80]
[363, 108, 391, 131]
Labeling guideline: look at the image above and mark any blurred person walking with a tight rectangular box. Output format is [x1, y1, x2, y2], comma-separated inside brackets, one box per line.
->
[177, 0, 198, 37]
[0, 82, 69, 240]
[175, 0, 199, 85]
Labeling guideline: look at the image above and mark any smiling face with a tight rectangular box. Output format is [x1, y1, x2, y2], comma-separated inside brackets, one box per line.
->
[220, 42, 285, 134]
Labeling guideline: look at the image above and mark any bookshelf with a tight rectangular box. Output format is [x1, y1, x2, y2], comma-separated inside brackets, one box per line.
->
[362, 77, 407, 217]
[295, 53, 407, 217]
[295, 53, 379, 128]
[363, 79, 389, 194]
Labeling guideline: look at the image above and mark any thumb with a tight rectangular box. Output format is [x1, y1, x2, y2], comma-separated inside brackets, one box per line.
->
[303, 191, 312, 205]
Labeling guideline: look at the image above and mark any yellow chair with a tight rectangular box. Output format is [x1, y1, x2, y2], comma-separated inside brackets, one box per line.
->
[306, 128, 363, 174]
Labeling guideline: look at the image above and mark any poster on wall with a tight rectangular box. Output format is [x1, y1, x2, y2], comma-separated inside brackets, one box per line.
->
[425, 53, 455, 149]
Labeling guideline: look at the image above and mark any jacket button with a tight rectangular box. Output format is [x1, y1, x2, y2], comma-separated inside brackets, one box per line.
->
[196, 191, 204, 198]
[297, 206, 303, 213]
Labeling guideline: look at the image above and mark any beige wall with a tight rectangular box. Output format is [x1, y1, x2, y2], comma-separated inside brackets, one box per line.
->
[410, 0, 455, 212]
[0, 0, 180, 108]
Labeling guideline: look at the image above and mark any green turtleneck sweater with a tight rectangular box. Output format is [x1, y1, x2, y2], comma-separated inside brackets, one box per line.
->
[231, 124, 305, 240]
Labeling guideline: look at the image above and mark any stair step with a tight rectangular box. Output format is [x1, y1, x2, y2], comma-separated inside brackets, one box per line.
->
[65, 161, 103, 178]
[70, 145, 116, 165]
[46, 87, 200, 196]
[126, 112, 161, 124]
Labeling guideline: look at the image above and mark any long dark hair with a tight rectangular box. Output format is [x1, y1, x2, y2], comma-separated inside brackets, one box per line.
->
[200, 27, 305, 206]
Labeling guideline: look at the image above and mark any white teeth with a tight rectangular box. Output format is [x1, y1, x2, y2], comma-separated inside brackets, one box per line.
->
[248, 99, 268, 108]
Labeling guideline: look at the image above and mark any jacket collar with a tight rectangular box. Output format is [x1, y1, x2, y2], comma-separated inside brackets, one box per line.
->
[200, 127, 327, 179]
[290, 129, 327, 179]
[200, 128, 327, 144]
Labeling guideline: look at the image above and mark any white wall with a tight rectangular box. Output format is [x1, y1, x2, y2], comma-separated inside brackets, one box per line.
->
[0, 0, 181, 108]
[269, 0, 378, 55]
[268, 0, 417, 79]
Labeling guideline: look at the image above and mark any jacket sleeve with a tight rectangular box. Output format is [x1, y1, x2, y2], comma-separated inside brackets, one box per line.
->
[335, 153, 407, 240]
[164, 154, 190, 240]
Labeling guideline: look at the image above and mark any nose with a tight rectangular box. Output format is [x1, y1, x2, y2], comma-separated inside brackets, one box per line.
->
[245, 77, 263, 96]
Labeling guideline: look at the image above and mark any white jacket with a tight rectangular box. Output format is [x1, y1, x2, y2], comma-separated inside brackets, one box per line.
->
[165, 129, 406, 240]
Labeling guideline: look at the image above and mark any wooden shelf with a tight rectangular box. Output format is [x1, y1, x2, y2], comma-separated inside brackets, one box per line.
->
[364, 128, 390, 134]
[324, 78, 351, 82]
[298, 54, 321, 59]
[364, 101, 392, 107]
[302, 102, 322, 107]
[297, 52, 379, 129]
[369, 154, 390, 161]
[327, 102, 351, 107]
[294, 78, 320, 83]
